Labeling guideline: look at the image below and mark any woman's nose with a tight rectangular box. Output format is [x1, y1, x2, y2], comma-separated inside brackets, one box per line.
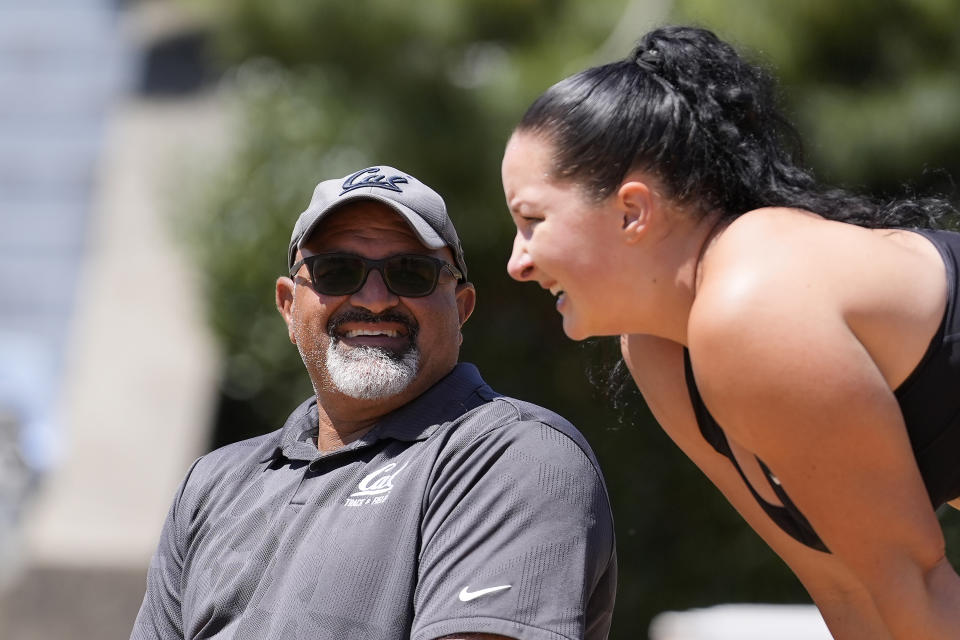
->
[506, 235, 535, 282]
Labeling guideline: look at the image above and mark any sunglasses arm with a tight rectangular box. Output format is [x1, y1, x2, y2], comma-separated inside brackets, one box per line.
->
[289, 259, 306, 278]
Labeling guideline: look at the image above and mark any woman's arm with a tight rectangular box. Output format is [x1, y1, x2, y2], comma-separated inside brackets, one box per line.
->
[685, 264, 960, 639]
[622, 333, 894, 640]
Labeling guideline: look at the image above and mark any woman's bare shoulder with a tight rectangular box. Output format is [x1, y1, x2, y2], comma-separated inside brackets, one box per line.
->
[691, 208, 846, 329]
[725, 206, 826, 231]
[694, 208, 946, 391]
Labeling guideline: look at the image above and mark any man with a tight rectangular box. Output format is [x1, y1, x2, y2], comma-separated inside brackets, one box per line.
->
[131, 166, 617, 639]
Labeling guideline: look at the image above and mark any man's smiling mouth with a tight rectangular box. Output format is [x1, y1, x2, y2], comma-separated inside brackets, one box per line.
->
[343, 328, 402, 338]
[328, 310, 418, 352]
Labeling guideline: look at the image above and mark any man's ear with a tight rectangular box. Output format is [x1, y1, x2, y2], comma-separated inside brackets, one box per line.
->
[455, 282, 477, 342]
[276, 276, 297, 344]
[617, 179, 654, 244]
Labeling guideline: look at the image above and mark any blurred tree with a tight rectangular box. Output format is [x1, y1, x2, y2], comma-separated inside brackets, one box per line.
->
[173, 0, 960, 636]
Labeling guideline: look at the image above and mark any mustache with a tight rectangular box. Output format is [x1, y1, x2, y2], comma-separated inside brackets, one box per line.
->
[327, 309, 418, 339]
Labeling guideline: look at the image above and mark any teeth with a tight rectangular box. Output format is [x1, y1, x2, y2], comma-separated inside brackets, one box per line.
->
[344, 329, 399, 338]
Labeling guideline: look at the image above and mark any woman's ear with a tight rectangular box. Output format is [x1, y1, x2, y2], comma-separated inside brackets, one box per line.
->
[617, 179, 654, 244]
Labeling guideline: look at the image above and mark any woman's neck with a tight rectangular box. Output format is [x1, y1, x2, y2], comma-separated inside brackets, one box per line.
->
[621, 210, 727, 345]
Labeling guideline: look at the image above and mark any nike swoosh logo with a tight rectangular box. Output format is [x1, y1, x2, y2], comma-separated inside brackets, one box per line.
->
[458, 584, 512, 602]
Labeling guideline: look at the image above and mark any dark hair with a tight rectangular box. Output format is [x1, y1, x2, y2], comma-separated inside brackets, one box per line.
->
[516, 25, 954, 228]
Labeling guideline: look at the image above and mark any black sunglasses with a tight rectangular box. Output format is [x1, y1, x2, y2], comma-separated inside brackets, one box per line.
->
[290, 252, 464, 298]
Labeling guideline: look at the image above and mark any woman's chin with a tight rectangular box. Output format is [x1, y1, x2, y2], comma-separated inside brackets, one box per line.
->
[561, 316, 593, 342]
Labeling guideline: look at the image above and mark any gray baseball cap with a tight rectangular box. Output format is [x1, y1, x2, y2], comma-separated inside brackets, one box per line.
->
[288, 165, 467, 280]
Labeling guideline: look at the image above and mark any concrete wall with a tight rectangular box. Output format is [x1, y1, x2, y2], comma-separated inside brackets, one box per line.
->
[0, 2, 224, 636]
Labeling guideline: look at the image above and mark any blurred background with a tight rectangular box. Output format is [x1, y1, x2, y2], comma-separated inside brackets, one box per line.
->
[1, 0, 958, 638]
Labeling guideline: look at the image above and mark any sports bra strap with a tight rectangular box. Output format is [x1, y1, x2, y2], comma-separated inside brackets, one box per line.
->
[682, 348, 830, 552]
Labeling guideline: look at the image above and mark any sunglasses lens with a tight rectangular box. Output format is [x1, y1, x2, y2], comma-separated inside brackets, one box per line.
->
[384, 256, 439, 297]
[310, 255, 365, 295]
[303, 254, 444, 297]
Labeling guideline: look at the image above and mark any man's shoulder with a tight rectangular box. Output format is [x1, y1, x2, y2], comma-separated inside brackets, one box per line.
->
[487, 395, 574, 426]
[451, 393, 603, 472]
[189, 395, 315, 482]
[185, 428, 285, 489]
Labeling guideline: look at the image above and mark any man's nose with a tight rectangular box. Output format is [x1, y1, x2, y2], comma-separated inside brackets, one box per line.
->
[507, 234, 534, 282]
[348, 268, 400, 312]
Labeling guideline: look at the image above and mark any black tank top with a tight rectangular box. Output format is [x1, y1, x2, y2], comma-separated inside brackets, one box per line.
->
[683, 227, 960, 552]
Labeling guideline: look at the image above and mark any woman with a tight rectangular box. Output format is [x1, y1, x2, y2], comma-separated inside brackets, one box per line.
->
[501, 25, 960, 640]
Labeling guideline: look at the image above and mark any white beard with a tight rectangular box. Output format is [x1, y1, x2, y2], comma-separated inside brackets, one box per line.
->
[324, 341, 419, 400]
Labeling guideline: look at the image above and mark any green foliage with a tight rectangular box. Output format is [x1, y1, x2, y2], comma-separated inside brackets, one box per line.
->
[177, 0, 960, 636]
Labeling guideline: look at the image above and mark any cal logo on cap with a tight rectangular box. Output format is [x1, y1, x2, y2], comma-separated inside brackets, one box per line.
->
[340, 167, 409, 195]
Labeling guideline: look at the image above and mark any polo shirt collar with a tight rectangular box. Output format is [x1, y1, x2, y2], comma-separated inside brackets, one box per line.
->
[269, 363, 490, 463]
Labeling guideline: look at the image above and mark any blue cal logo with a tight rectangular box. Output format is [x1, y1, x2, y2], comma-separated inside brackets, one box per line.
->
[340, 167, 408, 195]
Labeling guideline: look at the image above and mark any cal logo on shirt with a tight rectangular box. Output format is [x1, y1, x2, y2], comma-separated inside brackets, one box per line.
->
[344, 462, 409, 507]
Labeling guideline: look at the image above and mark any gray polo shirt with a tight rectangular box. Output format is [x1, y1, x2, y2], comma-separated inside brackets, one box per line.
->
[131, 363, 616, 640]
